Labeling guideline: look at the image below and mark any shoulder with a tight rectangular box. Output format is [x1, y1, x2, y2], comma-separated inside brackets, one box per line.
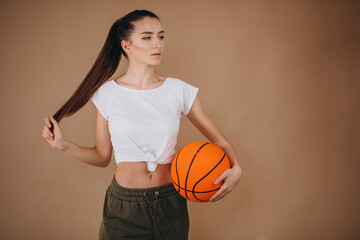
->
[92, 80, 117, 101]
[167, 76, 199, 100]
[95, 80, 116, 94]
[167, 76, 198, 89]
[98, 79, 114, 91]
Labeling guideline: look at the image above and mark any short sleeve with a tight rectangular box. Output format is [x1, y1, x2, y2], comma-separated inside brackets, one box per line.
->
[91, 81, 115, 121]
[182, 81, 199, 115]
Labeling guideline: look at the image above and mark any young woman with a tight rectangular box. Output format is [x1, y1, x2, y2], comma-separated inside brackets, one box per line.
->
[42, 9, 242, 240]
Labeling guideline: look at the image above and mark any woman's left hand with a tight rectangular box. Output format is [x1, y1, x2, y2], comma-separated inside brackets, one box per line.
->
[209, 165, 242, 203]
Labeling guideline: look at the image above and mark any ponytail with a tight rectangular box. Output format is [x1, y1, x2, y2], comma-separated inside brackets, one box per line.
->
[49, 10, 160, 133]
[49, 22, 121, 133]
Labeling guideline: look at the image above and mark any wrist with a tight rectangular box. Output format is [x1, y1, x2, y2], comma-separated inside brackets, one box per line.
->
[57, 139, 69, 151]
[231, 162, 241, 172]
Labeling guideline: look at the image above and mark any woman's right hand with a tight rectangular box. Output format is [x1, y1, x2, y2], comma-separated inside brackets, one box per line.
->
[42, 116, 67, 150]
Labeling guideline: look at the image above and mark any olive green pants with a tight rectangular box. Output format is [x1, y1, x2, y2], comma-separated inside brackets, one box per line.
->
[98, 175, 189, 240]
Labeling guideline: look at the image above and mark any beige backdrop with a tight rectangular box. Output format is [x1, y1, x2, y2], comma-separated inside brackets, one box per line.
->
[0, 0, 359, 239]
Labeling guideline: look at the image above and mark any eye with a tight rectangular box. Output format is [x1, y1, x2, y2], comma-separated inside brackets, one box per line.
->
[142, 36, 165, 40]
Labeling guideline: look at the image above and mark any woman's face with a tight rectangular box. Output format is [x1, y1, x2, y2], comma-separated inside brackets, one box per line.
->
[122, 17, 165, 65]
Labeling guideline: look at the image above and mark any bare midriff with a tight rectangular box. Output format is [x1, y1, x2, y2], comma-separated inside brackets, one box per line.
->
[115, 162, 173, 188]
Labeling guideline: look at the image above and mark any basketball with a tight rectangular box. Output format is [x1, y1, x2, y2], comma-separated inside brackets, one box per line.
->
[170, 141, 231, 202]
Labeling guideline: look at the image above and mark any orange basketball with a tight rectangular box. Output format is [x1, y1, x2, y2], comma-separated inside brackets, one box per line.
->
[171, 141, 231, 202]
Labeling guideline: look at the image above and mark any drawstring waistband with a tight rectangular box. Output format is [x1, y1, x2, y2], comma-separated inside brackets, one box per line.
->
[108, 175, 177, 201]
[107, 175, 181, 240]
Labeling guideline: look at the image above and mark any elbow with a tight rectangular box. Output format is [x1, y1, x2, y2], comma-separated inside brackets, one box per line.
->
[93, 146, 112, 168]
[100, 157, 111, 168]
[212, 136, 230, 147]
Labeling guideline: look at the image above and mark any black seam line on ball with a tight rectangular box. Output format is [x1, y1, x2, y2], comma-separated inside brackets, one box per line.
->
[171, 180, 220, 193]
[184, 142, 210, 200]
[192, 152, 226, 202]
[175, 147, 183, 193]
[172, 181, 215, 202]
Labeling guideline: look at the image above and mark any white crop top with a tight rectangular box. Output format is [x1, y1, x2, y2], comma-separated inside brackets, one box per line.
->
[91, 76, 199, 172]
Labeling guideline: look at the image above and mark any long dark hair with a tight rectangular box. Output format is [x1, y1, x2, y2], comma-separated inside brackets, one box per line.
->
[49, 9, 160, 133]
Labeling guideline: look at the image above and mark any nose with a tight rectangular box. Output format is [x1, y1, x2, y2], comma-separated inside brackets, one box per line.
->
[153, 38, 162, 48]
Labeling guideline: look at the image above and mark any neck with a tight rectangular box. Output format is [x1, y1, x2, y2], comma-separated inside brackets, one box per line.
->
[123, 61, 160, 85]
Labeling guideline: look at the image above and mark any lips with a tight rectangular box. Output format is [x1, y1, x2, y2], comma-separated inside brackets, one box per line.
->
[152, 53, 161, 55]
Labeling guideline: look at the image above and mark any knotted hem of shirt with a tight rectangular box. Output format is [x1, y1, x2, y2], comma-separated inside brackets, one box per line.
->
[142, 146, 157, 172]
[147, 162, 157, 172]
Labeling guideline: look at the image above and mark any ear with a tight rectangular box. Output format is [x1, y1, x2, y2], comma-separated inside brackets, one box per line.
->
[121, 40, 132, 54]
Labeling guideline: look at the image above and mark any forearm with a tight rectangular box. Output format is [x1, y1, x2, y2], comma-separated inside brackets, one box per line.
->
[59, 140, 108, 168]
[213, 138, 241, 169]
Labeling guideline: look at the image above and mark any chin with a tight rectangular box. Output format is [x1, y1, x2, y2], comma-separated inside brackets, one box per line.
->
[149, 61, 161, 66]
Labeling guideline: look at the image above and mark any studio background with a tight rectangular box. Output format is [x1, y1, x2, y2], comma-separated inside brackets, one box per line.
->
[0, 0, 359, 239]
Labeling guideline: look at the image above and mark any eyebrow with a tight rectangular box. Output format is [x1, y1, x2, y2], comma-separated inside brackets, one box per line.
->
[140, 30, 165, 35]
